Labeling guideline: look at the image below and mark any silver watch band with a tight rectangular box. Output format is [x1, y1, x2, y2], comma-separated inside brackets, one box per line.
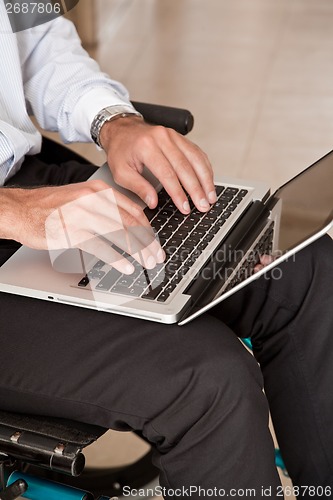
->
[90, 105, 143, 148]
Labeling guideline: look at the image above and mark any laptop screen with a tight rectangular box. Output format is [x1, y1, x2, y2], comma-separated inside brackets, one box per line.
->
[271, 150, 333, 253]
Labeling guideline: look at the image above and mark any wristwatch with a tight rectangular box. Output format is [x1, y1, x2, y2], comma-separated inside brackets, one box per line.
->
[90, 105, 143, 148]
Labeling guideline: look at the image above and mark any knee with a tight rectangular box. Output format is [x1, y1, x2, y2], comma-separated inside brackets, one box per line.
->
[189, 326, 263, 404]
[144, 324, 266, 448]
[165, 322, 264, 418]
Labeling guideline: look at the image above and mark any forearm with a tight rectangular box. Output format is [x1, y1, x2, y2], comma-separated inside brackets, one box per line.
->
[1, 181, 165, 274]
[0, 188, 27, 241]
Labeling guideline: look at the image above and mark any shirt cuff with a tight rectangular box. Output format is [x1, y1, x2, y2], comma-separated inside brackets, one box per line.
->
[71, 88, 137, 143]
[0, 122, 28, 162]
[0, 122, 40, 184]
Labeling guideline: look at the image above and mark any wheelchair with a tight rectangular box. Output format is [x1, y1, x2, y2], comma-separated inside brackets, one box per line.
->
[0, 103, 287, 500]
[0, 102, 193, 500]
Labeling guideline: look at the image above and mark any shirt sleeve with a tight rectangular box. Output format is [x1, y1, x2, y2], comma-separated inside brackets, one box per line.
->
[0, 130, 15, 185]
[0, 124, 30, 184]
[17, 16, 136, 143]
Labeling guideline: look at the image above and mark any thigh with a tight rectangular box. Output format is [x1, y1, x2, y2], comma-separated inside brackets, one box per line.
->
[0, 292, 283, 494]
[0, 291, 261, 430]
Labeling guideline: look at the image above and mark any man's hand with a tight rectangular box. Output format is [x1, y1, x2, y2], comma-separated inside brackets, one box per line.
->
[100, 117, 217, 214]
[253, 255, 276, 274]
[0, 181, 164, 274]
[0, 117, 214, 274]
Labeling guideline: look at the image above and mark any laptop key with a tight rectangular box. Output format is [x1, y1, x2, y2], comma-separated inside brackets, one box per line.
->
[152, 216, 168, 227]
[166, 260, 183, 274]
[166, 237, 182, 248]
[215, 215, 228, 226]
[157, 283, 177, 302]
[95, 268, 122, 291]
[78, 275, 90, 287]
[171, 214, 187, 224]
[93, 260, 105, 270]
[142, 282, 165, 300]
[228, 203, 240, 211]
[191, 229, 205, 241]
[232, 196, 244, 205]
[156, 291, 171, 302]
[111, 283, 144, 297]
[158, 228, 173, 239]
[87, 269, 106, 280]
[144, 207, 158, 221]
[118, 276, 136, 287]
[180, 223, 195, 232]
[173, 229, 188, 240]
[196, 221, 212, 231]
[215, 186, 225, 196]
[164, 221, 180, 232]
[197, 240, 211, 252]
[190, 210, 204, 221]
[224, 187, 239, 196]
[203, 235, 215, 247]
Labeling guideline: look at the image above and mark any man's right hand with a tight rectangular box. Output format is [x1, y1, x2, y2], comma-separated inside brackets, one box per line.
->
[0, 180, 165, 274]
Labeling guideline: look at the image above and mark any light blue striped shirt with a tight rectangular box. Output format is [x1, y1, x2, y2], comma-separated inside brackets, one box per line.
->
[0, 0, 134, 185]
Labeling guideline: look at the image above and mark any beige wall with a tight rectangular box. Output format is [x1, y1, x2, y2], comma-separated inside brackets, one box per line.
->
[65, 0, 96, 50]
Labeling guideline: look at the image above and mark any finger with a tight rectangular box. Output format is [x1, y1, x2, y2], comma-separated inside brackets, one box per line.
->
[78, 233, 136, 274]
[113, 200, 165, 265]
[253, 264, 264, 274]
[121, 225, 166, 266]
[72, 187, 164, 262]
[56, 192, 165, 269]
[110, 163, 159, 209]
[98, 228, 165, 270]
[259, 254, 276, 266]
[144, 129, 214, 212]
[253, 254, 276, 274]
[161, 146, 211, 212]
[80, 185, 155, 230]
[108, 128, 193, 214]
[172, 133, 217, 204]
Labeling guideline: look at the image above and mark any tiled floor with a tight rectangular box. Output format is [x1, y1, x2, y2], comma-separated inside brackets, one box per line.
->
[52, 0, 333, 497]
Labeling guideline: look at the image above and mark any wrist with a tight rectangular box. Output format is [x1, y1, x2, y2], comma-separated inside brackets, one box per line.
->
[90, 105, 143, 149]
[99, 115, 144, 152]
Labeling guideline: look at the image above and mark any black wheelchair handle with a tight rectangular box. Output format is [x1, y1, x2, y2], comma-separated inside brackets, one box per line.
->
[131, 101, 194, 135]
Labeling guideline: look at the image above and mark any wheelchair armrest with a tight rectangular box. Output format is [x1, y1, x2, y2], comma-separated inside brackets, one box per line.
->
[131, 101, 194, 135]
[0, 411, 107, 477]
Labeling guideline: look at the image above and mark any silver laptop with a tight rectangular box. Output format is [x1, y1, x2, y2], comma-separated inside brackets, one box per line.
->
[0, 151, 332, 325]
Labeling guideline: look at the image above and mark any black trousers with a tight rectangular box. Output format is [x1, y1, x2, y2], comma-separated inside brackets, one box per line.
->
[1, 145, 333, 499]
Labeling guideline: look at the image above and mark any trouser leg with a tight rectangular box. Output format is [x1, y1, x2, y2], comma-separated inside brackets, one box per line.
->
[0, 287, 280, 498]
[1, 153, 281, 497]
[215, 235, 333, 494]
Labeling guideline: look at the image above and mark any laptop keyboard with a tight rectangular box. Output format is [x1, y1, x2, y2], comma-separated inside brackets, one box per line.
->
[77, 185, 248, 301]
